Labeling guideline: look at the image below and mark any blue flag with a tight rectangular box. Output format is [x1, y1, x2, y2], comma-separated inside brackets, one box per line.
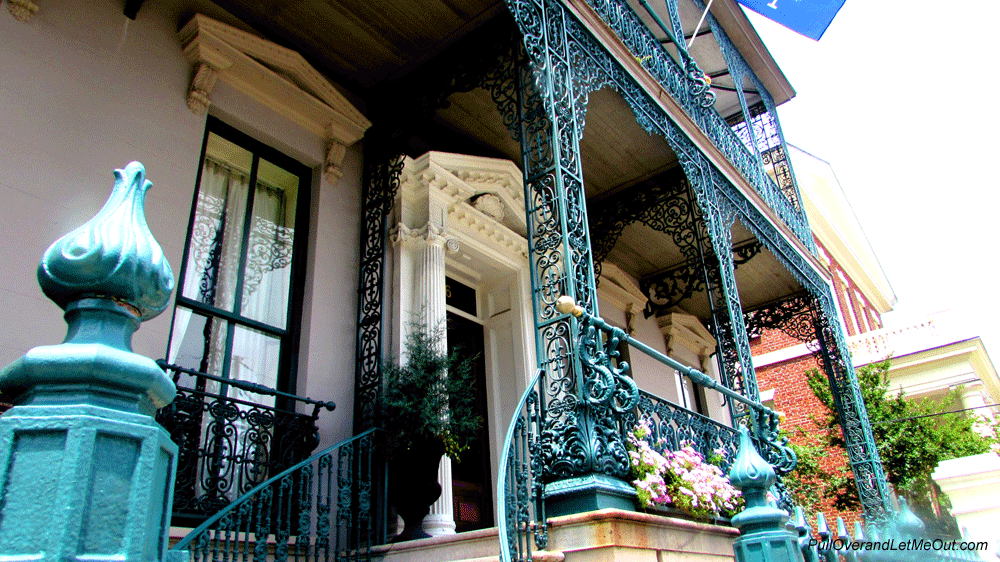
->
[737, 0, 846, 40]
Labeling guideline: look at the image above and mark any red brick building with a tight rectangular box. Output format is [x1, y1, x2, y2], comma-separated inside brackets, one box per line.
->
[751, 147, 895, 525]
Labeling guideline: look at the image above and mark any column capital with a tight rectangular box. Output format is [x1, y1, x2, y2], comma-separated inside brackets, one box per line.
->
[390, 222, 451, 248]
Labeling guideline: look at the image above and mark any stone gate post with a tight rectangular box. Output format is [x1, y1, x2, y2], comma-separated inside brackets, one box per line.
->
[0, 162, 180, 562]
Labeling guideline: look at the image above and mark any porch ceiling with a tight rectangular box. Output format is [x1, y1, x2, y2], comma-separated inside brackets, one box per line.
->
[607, 221, 802, 321]
[211, 0, 783, 116]
[210, 0, 507, 91]
[434, 87, 680, 197]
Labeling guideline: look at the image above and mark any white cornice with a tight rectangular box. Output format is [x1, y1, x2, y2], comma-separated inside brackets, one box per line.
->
[177, 14, 371, 182]
[400, 152, 530, 261]
[791, 146, 895, 313]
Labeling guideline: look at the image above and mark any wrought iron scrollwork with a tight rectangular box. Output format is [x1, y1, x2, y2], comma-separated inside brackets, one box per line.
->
[172, 430, 382, 562]
[353, 130, 404, 432]
[623, 391, 741, 472]
[156, 362, 334, 524]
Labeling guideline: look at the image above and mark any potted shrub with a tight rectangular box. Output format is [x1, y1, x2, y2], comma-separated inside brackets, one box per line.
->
[381, 324, 482, 541]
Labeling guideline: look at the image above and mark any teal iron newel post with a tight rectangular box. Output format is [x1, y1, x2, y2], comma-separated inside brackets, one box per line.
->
[0, 162, 180, 562]
[728, 426, 801, 562]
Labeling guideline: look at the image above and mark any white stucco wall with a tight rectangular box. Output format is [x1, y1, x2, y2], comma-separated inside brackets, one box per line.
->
[0, 0, 362, 446]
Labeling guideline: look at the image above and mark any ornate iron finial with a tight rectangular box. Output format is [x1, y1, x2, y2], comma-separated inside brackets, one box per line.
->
[38, 162, 174, 320]
[895, 497, 926, 537]
[729, 426, 776, 495]
[728, 426, 800, 562]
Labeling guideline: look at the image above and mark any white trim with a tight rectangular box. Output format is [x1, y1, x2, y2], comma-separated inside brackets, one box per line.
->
[178, 14, 371, 183]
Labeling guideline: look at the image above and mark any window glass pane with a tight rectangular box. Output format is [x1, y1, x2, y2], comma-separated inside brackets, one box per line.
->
[240, 159, 298, 329]
[167, 307, 228, 397]
[227, 325, 281, 406]
[180, 133, 252, 312]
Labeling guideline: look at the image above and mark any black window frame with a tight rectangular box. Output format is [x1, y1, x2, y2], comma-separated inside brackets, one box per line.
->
[167, 116, 311, 395]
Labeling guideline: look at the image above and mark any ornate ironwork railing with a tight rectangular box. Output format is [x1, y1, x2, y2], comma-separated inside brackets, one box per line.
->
[623, 391, 740, 471]
[498, 370, 547, 562]
[579, 0, 815, 250]
[498, 298, 795, 562]
[156, 361, 336, 524]
[790, 499, 988, 562]
[171, 428, 384, 562]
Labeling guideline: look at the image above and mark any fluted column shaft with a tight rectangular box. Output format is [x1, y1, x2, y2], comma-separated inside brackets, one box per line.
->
[391, 222, 455, 536]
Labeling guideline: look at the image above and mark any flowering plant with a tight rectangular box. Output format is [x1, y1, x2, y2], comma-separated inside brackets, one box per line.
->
[627, 419, 743, 519]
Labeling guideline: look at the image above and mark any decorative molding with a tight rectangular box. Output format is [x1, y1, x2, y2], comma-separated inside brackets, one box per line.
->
[472, 193, 505, 221]
[324, 140, 346, 183]
[659, 312, 717, 369]
[450, 204, 529, 260]
[389, 222, 449, 248]
[6, 0, 38, 21]
[178, 14, 370, 179]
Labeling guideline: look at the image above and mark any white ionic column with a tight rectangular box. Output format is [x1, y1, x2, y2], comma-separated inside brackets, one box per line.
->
[417, 225, 457, 537]
[393, 221, 456, 537]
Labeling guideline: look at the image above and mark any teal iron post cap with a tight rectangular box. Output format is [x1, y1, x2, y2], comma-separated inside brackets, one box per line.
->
[727, 426, 800, 562]
[38, 162, 174, 321]
[0, 162, 176, 412]
[0, 162, 180, 561]
[728, 426, 776, 493]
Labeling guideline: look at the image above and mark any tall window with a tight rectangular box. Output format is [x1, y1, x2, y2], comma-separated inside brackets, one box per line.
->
[167, 118, 310, 396]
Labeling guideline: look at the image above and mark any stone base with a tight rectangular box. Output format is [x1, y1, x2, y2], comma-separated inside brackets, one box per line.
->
[0, 403, 177, 562]
[370, 508, 738, 562]
[543, 474, 637, 518]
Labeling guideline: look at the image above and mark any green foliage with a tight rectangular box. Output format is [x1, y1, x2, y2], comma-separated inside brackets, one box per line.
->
[800, 358, 995, 529]
[781, 428, 851, 515]
[381, 325, 482, 462]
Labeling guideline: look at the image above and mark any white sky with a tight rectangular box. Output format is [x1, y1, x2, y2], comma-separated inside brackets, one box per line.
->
[742, 2, 1000, 359]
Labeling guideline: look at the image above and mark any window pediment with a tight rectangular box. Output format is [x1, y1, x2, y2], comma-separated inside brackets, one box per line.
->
[178, 14, 371, 182]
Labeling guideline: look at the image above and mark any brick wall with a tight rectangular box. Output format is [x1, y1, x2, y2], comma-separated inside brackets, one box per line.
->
[754, 328, 863, 527]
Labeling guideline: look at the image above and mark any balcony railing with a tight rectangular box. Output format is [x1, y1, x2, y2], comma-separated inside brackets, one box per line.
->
[498, 299, 795, 562]
[155, 361, 336, 525]
[579, 0, 815, 250]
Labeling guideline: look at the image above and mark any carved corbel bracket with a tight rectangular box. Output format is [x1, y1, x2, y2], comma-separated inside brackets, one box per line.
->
[7, 0, 39, 21]
[324, 139, 346, 183]
[181, 38, 233, 115]
[187, 62, 219, 114]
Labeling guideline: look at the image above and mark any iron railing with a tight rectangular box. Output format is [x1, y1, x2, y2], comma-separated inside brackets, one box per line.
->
[580, 0, 815, 250]
[791, 500, 987, 562]
[156, 361, 336, 524]
[498, 303, 794, 562]
[171, 428, 384, 562]
[498, 369, 547, 562]
[623, 391, 740, 472]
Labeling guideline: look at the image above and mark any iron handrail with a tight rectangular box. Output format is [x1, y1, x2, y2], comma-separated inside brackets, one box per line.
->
[497, 369, 546, 562]
[555, 296, 776, 419]
[171, 427, 383, 553]
[157, 360, 336, 417]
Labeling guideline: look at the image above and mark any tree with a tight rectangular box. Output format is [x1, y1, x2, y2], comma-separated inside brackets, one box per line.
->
[788, 359, 994, 534]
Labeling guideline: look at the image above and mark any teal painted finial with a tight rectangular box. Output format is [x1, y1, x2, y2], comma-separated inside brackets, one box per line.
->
[728, 426, 800, 562]
[895, 497, 925, 537]
[728, 425, 776, 497]
[38, 162, 174, 320]
[0, 162, 179, 561]
[0, 161, 175, 411]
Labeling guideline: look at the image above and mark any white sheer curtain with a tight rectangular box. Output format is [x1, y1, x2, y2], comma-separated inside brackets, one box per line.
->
[170, 158, 250, 380]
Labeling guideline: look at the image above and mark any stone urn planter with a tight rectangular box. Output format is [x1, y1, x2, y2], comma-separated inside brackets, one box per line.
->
[388, 437, 445, 541]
